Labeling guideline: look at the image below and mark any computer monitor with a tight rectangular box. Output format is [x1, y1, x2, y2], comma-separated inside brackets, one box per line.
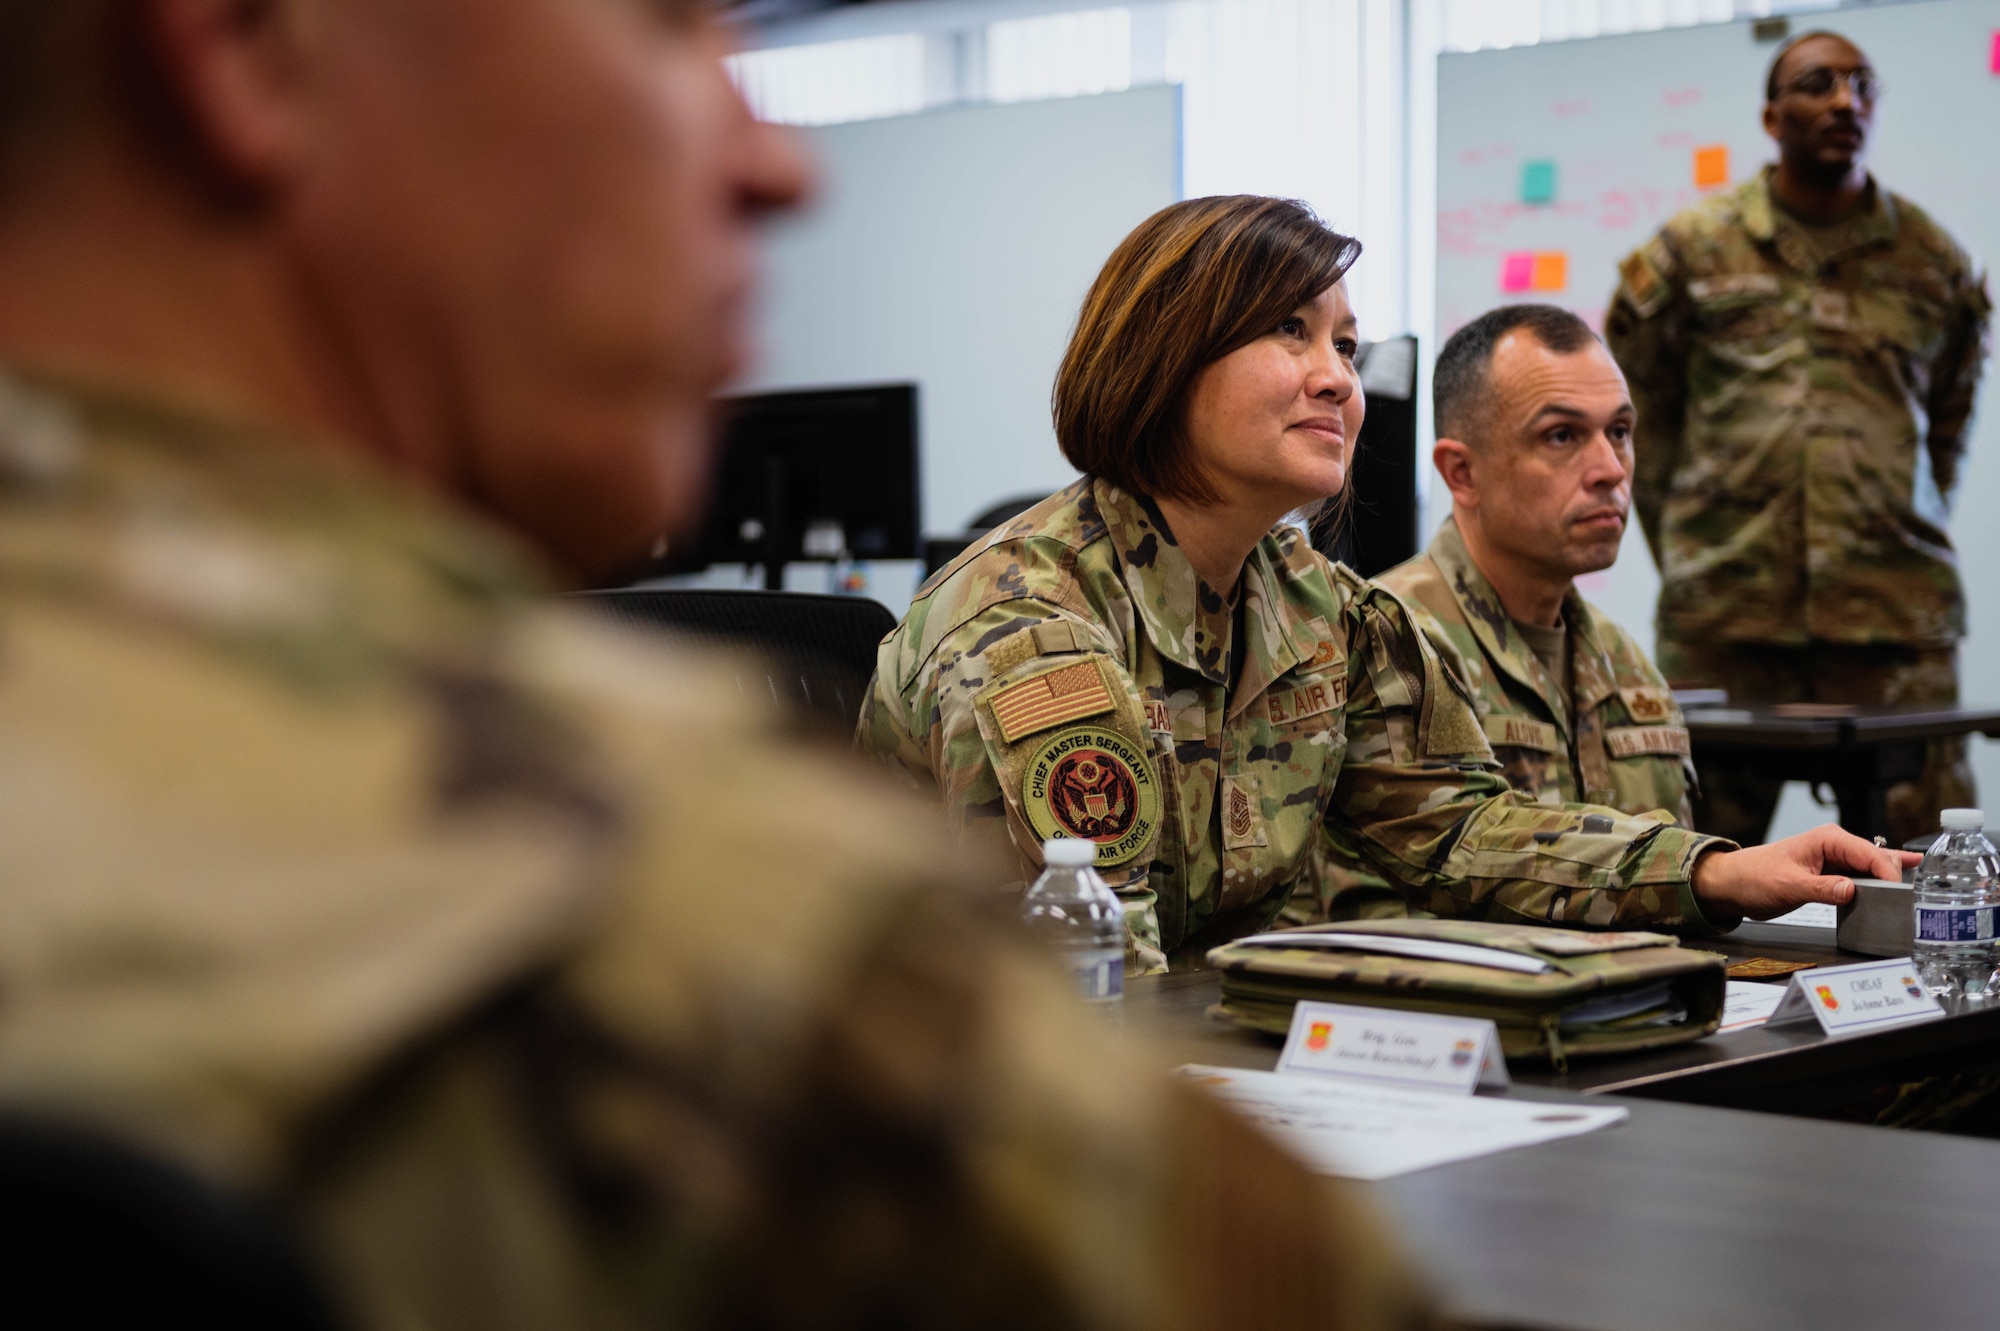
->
[660, 383, 920, 589]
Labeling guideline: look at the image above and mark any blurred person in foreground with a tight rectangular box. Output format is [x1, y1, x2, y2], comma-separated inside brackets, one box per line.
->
[858, 195, 1911, 975]
[1304, 304, 1694, 923]
[1606, 28, 1991, 848]
[0, 2, 1434, 1328]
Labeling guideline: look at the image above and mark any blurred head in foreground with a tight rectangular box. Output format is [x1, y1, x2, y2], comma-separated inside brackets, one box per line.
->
[0, 0, 807, 575]
[0, 4, 1430, 1329]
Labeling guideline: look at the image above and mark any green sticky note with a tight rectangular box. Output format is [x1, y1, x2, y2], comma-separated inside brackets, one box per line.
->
[1522, 159, 1556, 204]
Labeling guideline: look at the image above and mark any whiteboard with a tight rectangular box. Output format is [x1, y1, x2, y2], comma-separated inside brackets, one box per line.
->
[1436, 1, 2000, 818]
[739, 85, 1182, 534]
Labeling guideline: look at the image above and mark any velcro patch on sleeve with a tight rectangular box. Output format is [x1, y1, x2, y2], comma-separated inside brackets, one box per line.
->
[989, 657, 1117, 744]
[1617, 686, 1676, 724]
[983, 629, 1040, 679]
[1482, 714, 1561, 753]
[1618, 249, 1665, 317]
[1606, 725, 1691, 759]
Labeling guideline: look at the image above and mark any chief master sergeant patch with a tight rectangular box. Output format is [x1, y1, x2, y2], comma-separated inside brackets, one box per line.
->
[1022, 725, 1163, 866]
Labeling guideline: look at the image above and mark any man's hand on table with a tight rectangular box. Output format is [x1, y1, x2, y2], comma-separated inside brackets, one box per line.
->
[1690, 824, 1921, 922]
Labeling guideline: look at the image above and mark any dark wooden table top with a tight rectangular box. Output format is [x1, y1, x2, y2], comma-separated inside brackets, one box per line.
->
[1130, 922, 2000, 1328]
[1683, 701, 2000, 749]
[1129, 922, 2000, 1113]
[1370, 1087, 2000, 1330]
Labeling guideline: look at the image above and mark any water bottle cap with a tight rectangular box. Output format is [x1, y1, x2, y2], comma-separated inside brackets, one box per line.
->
[1940, 808, 1986, 831]
[1042, 838, 1097, 867]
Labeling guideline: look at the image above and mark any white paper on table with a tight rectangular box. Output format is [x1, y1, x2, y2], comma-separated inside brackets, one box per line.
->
[1178, 1065, 1628, 1181]
[1718, 980, 1789, 1031]
[1764, 902, 1838, 929]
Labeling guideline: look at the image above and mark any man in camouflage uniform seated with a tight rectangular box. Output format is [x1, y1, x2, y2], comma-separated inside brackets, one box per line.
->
[1606, 29, 1991, 848]
[0, 2, 1436, 1328]
[1308, 305, 1695, 923]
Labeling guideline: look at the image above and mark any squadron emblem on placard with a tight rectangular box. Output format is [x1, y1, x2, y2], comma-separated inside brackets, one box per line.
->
[1022, 725, 1162, 865]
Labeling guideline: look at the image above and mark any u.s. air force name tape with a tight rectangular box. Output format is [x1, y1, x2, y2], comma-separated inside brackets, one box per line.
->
[1022, 725, 1161, 866]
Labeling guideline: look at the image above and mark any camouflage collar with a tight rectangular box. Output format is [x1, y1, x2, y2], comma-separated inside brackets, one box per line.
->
[1743, 165, 1899, 271]
[1095, 479, 1302, 693]
[1427, 518, 1618, 732]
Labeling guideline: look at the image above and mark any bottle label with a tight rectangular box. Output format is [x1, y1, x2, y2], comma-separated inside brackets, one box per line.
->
[1915, 904, 1997, 942]
[1069, 949, 1124, 1003]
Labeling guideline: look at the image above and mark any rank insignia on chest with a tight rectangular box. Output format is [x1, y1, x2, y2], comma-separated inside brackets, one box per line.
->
[1617, 686, 1675, 724]
[1221, 774, 1267, 850]
[1298, 616, 1342, 672]
[1266, 674, 1345, 726]
[1021, 726, 1162, 866]
[988, 659, 1117, 743]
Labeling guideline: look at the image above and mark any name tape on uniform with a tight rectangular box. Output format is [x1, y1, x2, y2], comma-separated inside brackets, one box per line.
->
[1765, 957, 1943, 1037]
[1604, 725, 1691, 758]
[1266, 674, 1345, 726]
[1278, 1000, 1510, 1094]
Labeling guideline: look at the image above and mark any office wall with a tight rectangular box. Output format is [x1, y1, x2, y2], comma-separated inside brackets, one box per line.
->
[1436, 1, 2000, 827]
[738, 84, 1183, 538]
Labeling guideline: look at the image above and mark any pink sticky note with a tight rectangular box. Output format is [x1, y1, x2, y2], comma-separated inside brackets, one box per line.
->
[1990, 31, 1999, 74]
[1500, 252, 1534, 292]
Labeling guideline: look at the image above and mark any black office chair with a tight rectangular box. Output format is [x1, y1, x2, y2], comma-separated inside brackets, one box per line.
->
[580, 587, 895, 731]
[0, 1112, 339, 1329]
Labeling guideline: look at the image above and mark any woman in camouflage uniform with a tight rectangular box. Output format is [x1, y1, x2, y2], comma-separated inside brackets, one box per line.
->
[858, 196, 1906, 973]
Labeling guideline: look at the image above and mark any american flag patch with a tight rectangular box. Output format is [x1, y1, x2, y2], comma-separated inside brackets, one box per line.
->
[989, 660, 1116, 743]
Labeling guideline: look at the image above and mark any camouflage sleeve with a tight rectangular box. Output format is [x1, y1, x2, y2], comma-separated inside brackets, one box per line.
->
[1604, 233, 1689, 564]
[858, 599, 1171, 975]
[1924, 263, 1993, 502]
[1326, 586, 1732, 932]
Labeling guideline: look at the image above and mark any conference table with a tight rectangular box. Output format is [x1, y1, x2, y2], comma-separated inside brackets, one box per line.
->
[1681, 701, 2000, 840]
[1131, 920, 2000, 1329]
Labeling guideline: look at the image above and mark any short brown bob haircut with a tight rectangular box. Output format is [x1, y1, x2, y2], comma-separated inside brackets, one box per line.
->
[1054, 195, 1362, 504]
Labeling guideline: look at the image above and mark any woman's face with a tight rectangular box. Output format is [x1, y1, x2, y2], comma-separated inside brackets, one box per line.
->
[1181, 281, 1364, 520]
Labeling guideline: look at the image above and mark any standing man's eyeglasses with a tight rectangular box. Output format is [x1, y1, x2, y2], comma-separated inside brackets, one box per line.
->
[1781, 67, 1881, 102]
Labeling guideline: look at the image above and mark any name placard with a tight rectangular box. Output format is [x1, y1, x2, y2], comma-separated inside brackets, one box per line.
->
[1277, 1000, 1510, 1094]
[1765, 958, 1944, 1037]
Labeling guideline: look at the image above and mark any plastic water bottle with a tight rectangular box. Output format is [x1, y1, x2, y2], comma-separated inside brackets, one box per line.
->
[1912, 808, 2000, 1001]
[1020, 838, 1125, 1009]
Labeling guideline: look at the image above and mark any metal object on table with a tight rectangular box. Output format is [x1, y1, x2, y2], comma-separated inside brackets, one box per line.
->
[1835, 878, 1915, 957]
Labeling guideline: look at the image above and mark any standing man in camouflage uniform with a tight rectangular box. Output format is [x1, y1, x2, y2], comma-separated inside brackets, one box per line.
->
[1606, 29, 1992, 847]
[0, 3, 1436, 1328]
[1309, 305, 1695, 922]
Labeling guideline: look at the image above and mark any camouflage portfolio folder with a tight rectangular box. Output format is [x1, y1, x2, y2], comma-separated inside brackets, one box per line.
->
[1206, 919, 1725, 1069]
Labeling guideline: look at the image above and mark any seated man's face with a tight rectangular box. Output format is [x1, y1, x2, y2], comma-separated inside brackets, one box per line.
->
[1471, 332, 1635, 585]
[286, 0, 808, 574]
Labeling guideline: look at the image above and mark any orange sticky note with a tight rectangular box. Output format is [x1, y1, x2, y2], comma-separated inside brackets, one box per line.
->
[1694, 144, 1729, 189]
[1530, 251, 1567, 291]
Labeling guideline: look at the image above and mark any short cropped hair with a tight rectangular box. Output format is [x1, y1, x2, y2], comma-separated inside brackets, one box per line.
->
[1764, 29, 1860, 102]
[1433, 304, 1597, 444]
[1053, 196, 1361, 504]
